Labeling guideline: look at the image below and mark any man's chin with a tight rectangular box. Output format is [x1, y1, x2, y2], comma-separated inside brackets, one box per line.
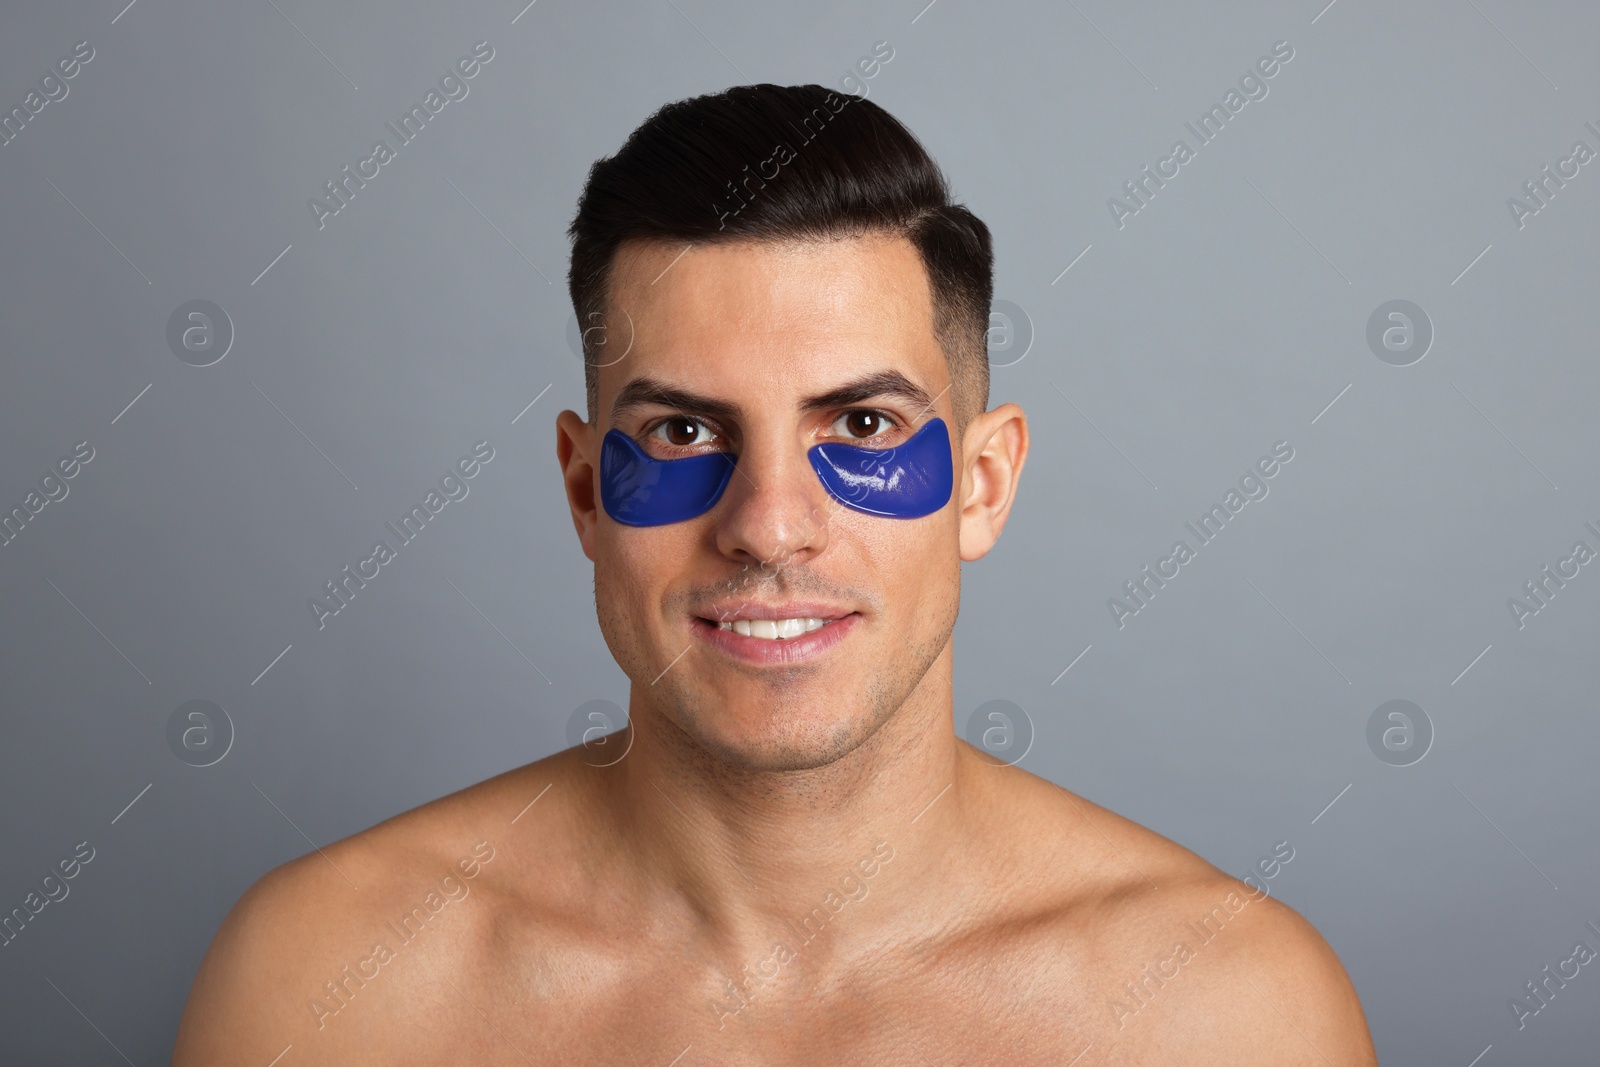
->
[698, 737, 864, 774]
[666, 695, 883, 774]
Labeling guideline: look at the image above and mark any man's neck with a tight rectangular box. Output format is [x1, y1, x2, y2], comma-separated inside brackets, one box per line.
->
[591, 656, 992, 968]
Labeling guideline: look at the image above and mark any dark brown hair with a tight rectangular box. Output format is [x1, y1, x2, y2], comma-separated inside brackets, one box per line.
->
[566, 83, 992, 426]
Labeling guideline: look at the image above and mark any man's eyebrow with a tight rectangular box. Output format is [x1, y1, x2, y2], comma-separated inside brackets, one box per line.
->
[610, 378, 742, 422]
[608, 370, 939, 423]
[800, 371, 937, 416]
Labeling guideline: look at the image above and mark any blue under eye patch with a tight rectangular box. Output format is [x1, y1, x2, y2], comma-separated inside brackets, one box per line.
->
[808, 417, 954, 519]
[599, 431, 737, 527]
[599, 417, 953, 526]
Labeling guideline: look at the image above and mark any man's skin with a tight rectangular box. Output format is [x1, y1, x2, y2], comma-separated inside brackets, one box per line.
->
[173, 233, 1377, 1065]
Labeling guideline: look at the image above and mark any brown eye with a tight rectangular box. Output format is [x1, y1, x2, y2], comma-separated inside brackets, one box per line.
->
[835, 410, 891, 439]
[652, 417, 712, 447]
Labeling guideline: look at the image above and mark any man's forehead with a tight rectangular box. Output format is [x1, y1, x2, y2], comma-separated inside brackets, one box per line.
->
[611, 234, 930, 329]
[598, 234, 947, 417]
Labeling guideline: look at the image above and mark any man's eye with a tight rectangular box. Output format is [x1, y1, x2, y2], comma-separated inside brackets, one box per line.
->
[651, 417, 715, 448]
[831, 410, 896, 440]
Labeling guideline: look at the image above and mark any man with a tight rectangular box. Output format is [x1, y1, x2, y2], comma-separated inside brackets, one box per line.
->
[174, 84, 1376, 1064]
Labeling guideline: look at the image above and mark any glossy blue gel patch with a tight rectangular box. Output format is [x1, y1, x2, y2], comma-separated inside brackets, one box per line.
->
[599, 430, 736, 526]
[809, 417, 954, 519]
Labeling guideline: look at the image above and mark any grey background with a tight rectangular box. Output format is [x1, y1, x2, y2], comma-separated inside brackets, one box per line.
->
[1, 0, 1595, 1062]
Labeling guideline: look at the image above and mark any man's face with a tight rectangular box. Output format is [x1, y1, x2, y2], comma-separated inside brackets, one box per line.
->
[562, 234, 967, 772]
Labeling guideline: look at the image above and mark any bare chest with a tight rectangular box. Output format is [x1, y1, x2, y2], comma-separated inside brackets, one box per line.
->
[318, 943, 1106, 1067]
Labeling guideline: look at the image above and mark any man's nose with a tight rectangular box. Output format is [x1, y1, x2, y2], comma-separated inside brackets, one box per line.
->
[713, 435, 832, 570]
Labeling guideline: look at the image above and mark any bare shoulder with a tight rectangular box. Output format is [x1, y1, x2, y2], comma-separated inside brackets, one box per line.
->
[981, 765, 1376, 1064]
[1092, 862, 1376, 1065]
[171, 750, 579, 1066]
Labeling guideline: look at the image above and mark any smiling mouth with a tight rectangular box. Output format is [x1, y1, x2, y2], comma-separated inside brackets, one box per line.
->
[690, 609, 861, 664]
[712, 617, 837, 640]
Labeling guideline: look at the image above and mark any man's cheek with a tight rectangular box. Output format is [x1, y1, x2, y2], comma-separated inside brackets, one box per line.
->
[606, 532, 691, 627]
[604, 539, 658, 607]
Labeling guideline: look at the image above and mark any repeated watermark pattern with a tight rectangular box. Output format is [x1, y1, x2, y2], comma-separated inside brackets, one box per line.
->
[1506, 522, 1599, 630]
[166, 700, 235, 768]
[309, 42, 497, 231]
[1107, 441, 1294, 630]
[1108, 841, 1295, 1029]
[705, 841, 895, 1029]
[1507, 120, 1600, 231]
[307, 841, 497, 1029]
[1107, 40, 1295, 230]
[1507, 918, 1600, 1031]
[0, 40, 95, 149]
[1, 842, 96, 951]
[308, 441, 496, 630]
[1, 1, 1595, 1062]
[165, 301, 234, 367]
[0, 440, 95, 551]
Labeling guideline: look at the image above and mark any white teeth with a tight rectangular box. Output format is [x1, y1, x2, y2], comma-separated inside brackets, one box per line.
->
[715, 617, 831, 640]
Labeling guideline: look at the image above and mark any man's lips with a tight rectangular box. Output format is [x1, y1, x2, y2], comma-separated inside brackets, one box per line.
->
[689, 605, 861, 665]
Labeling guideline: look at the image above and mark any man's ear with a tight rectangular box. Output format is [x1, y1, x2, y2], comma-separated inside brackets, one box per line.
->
[556, 409, 599, 562]
[956, 402, 1029, 562]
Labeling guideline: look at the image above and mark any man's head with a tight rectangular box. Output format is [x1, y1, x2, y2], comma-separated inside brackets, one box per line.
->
[556, 84, 1028, 773]
[567, 83, 992, 431]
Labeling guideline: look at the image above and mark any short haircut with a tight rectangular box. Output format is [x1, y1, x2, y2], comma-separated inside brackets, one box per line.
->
[566, 83, 993, 428]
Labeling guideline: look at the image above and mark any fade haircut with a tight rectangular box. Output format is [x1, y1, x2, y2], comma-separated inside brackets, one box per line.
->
[565, 83, 993, 429]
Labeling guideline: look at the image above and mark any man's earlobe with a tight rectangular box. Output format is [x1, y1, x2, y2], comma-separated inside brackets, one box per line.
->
[956, 403, 1029, 563]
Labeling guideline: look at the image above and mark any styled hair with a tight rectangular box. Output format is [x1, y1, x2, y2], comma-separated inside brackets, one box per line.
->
[566, 83, 993, 426]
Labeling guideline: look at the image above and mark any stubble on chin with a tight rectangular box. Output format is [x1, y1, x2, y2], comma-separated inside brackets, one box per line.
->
[650, 642, 942, 776]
